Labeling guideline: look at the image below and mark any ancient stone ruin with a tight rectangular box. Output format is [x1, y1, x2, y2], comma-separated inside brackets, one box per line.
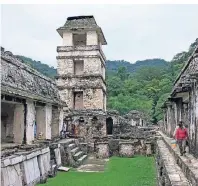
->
[1, 15, 198, 186]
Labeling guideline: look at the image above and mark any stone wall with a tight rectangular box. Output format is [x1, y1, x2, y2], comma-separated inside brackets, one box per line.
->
[156, 139, 191, 186]
[65, 109, 107, 140]
[1, 147, 51, 186]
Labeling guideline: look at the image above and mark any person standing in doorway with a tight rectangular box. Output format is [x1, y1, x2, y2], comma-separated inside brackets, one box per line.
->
[175, 121, 188, 156]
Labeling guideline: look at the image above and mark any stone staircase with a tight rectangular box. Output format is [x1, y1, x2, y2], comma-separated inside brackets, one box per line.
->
[59, 139, 88, 168]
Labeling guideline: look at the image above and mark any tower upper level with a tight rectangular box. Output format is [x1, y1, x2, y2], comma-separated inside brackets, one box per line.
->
[57, 15, 107, 46]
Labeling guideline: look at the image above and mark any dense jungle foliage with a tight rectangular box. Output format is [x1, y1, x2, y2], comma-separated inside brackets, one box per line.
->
[18, 38, 198, 124]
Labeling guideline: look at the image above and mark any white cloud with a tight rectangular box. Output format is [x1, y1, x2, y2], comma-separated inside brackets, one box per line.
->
[1, 4, 198, 67]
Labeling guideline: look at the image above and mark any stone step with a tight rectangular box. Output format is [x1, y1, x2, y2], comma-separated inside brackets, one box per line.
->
[71, 147, 80, 155]
[59, 139, 74, 146]
[73, 151, 84, 161]
[68, 143, 76, 150]
[77, 155, 88, 164]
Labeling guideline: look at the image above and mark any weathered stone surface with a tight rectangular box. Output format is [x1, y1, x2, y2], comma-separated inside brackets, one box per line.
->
[95, 143, 109, 158]
[1, 50, 63, 105]
[22, 156, 41, 186]
[119, 143, 134, 157]
[54, 148, 62, 167]
[38, 151, 51, 182]
[159, 132, 198, 186]
[1, 164, 23, 186]
[108, 139, 119, 156]
[156, 139, 191, 186]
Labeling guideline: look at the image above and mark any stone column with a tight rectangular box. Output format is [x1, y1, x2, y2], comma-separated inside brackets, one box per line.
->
[51, 106, 63, 138]
[46, 104, 52, 140]
[167, 103, 172, 137]
[26, 100, 35, 144]
[13, 104, 24, 144]
[36, 104, 52, 140]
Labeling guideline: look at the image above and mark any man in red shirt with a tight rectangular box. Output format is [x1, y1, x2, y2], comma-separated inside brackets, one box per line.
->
[175, 121, 188, 156]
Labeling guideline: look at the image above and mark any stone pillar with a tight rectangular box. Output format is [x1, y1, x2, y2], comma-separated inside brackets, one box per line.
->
[46, 104, 52, 140]
[51, 106, 63, 139]
[166, 103, 173, 137]
[36, 104, 52, 140]
[13, 104, 24, 144]
[26, 100, 35, 144]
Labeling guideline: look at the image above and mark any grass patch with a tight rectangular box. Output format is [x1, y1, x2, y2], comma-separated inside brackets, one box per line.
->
[38, 156, 156, 186]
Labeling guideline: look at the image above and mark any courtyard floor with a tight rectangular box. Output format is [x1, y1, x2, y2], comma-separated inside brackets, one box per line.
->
[38, 156, 157, 186]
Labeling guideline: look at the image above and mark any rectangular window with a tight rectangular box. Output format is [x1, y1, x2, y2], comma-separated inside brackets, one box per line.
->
[73, 91, 83, 109]
[73, 33, 86, 46]
[74, 60, 84, 75]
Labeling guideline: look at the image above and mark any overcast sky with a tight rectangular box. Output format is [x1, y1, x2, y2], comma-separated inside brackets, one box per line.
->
[1, 4, 198, 67]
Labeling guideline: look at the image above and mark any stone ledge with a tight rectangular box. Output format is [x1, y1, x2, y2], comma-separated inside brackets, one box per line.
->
[56, 54, 106, 66]
[41, 147, 50, 154]
[159, 132, 198, 185]
[156, 139, 191, 186]
[26, 150, 41, 160]
[1, 155, 23, 167]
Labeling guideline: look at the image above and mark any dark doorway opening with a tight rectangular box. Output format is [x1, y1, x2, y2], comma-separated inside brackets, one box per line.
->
[106, 117, 113, 135]
[73, 91, 83, 109]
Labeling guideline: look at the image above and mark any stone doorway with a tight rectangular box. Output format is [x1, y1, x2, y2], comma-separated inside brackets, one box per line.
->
[106, 117, 113, 135]
[1, 101, 25, 144]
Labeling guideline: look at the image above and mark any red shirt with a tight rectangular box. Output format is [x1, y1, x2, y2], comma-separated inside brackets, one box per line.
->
[175, 128, 188, 140]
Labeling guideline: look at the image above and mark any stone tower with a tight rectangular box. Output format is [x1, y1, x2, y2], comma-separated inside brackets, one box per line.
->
[56, 16, 107, 111]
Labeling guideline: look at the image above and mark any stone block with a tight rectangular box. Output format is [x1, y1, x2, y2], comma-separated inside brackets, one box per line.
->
[119, 143, 134, 157]
[22, 156, 40, 185]
[38, 151, 51, 182]
[108, 139, 119, 156]
[79, 143, 88, 154]
[26, 150, 41, 160]
[146, 144, 152, 155]
[41, 147, 50, 154]
[1, 158, 11, 167]
[54, 148, 62, 167]
[1, 164, 23, 186]
[95, 143, 109, 158]
[10, 155, 23, 165]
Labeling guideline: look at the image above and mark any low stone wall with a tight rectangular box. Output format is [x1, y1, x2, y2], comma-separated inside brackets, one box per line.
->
[108, 138, 154, 157]
[119, 142, 134, 157]
[156, 139, 191, 186]
[160, 132, 198, 186]
[95, 142, 109, 158]
[1, 147, 51, 186]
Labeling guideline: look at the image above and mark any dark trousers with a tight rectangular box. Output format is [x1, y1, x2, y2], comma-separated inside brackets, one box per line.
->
[177, 139, 186, 155]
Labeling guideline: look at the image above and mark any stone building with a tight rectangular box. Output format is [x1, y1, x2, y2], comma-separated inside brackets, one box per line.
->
[124, 110, 146, 127]
[161, 46, 198, 157]
[56, 15, 108, 140]
[1, 47, 65, 145]
[56, 15, 106, 111]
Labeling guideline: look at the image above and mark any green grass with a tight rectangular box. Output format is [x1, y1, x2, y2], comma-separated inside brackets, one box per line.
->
[38, 156, 156, 186]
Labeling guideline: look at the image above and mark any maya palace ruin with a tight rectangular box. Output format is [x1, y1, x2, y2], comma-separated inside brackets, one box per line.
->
[1, 15, 198, 186]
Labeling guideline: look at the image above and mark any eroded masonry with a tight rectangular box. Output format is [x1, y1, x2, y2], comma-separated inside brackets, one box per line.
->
[1, 15, 155, 186]
[1, 15, 198, 186]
